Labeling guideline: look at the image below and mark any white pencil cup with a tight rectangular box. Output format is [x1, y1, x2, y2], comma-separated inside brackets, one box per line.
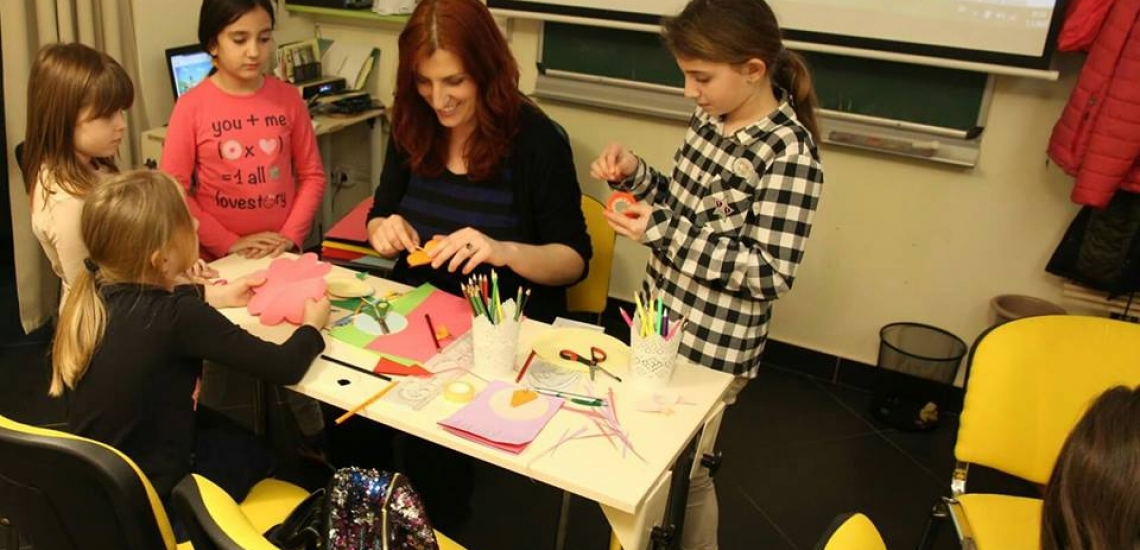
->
[471, 301, 520, 380]
[629, 315, 682, 389]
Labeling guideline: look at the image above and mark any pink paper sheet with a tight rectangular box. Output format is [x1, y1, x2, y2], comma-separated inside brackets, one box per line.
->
[438, 381, 563, 454]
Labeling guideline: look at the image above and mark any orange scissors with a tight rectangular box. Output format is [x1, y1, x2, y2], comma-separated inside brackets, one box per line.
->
[559, 346, 622, 382]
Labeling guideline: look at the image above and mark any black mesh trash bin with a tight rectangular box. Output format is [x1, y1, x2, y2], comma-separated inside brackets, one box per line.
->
[878, 323, 967, 384]
[871, 323, 967, 431]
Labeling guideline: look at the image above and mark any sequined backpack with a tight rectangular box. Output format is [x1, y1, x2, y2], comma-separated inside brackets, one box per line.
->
[266, 467, 439, 550]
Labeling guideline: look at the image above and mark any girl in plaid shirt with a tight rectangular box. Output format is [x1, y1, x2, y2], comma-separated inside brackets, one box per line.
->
[592, 0, 824, 547]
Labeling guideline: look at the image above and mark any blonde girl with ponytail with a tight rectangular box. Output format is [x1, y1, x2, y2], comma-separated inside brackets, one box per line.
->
[50, 170, 328, 530]
[590, 1, 825, 547]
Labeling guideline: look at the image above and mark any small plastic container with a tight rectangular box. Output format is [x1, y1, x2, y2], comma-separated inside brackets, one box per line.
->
[990, 294, 1066, 324]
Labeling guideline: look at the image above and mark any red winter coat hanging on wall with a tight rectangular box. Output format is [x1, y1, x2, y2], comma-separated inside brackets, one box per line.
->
[1047, 0, 1140, 208]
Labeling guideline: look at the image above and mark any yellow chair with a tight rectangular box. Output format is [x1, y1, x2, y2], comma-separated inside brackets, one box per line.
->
[174, 474, 467, 550]
[918, 315, 1140, 550]
[567, 194, 616, 322]
[816, 513, 888, 550]
[0, 413, 469, 550]
[0, 413, 196, 549]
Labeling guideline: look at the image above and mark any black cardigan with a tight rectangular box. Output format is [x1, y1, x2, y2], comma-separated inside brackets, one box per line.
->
[369, 104, 592, 322]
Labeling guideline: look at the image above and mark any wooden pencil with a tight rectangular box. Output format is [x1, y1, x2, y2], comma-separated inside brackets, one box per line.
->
[335, 381, 396, 424]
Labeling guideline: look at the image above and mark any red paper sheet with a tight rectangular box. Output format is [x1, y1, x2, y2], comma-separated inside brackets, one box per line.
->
[364, 290, 473, 362]
[324, 198, 373, 244]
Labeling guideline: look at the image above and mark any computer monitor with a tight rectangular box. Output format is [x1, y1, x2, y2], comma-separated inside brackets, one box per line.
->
[164, 45, 213, 101]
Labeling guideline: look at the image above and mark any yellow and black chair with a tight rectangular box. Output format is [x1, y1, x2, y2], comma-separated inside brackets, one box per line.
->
[918, 315, 1140, 550]
[567, 194, 616, 323]
[174, 474, 468, 550]
[0, 413, 191, 549]
[0, 414, 320, 550]
[0, 413, 469, 550]
[814, 513, 887, 550]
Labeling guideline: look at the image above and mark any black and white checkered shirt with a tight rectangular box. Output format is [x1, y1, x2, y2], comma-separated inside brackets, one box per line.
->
[617, 96, 824, 377]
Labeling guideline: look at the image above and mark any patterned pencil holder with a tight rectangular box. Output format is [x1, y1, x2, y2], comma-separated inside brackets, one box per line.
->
[629, 314, 682, 389]
[472, 301, 520, 380]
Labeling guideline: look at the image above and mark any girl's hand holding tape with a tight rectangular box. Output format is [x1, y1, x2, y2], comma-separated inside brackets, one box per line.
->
[604, 203, 652, 242]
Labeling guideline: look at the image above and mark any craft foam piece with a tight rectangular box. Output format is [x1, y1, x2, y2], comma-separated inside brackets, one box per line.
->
[373, 357, 432, 378]
[246, 253, 332, 326]
[406, 238, 443, 267]
[510, 389, 538, 408]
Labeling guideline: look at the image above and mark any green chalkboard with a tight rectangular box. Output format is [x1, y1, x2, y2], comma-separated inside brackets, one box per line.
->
[541, 22, 988, 131]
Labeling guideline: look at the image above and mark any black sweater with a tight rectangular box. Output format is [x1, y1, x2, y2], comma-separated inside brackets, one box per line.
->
[66, 284, 325, 498]
[369, 104, 592, 322]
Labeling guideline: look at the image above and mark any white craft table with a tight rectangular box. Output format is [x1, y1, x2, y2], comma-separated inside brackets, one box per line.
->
[210, 253, 733, 550]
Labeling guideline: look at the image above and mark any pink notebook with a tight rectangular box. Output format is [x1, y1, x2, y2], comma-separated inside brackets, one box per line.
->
[439, 381, 563, 454]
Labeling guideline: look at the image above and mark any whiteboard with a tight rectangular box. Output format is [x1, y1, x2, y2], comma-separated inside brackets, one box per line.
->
[489, 0, 1063, 61]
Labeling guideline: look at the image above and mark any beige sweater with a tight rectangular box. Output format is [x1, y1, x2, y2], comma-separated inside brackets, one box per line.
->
[30, 171, 90, 305]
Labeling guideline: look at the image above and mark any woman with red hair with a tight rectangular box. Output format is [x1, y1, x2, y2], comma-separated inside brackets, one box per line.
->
[367, 0, 591, 323]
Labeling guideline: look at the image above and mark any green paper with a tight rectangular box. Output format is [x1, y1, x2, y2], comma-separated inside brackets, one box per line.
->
[387, 283, 435, 316]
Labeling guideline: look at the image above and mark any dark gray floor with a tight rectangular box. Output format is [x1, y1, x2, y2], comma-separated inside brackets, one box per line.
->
[0, 267, 1035, 549]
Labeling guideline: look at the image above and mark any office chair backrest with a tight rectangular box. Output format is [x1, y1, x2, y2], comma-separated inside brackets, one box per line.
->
[955, 315, 1140, 484]
[0, 414, 178, 550]
[814, 513, 887, 550]
[567, 194, 615, 316]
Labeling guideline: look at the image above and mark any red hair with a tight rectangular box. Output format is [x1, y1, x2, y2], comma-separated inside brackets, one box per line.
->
[392, 0, 523, 181]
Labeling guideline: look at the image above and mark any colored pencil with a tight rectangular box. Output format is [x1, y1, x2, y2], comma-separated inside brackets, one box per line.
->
[656, 298, 664, 336]
[424, 314, 441, 350]
[335, 381, 397, 424]
[665, 316, 685, 341]
[516, 350, 537, 384]
[619, 307, 633, 327]
[633, 292, 648, 337]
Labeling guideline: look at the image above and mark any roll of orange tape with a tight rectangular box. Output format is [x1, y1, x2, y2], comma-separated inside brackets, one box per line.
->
[607, 192, 638, 217]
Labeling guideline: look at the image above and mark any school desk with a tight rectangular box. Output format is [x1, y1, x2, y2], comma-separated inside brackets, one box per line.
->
[210, 253, 733, 550]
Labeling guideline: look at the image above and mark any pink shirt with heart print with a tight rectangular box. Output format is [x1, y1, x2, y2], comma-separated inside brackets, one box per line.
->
[161, 76, 326, 259]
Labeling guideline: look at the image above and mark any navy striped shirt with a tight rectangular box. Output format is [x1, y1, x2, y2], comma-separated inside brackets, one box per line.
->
[370, 103, 592, 322]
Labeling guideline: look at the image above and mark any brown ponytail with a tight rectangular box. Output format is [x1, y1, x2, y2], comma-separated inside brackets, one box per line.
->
[662, 0, 821, 142]
[772, 49, 820, 142]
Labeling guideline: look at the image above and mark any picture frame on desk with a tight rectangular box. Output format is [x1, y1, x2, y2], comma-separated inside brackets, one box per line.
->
[278, 38, 322, 84]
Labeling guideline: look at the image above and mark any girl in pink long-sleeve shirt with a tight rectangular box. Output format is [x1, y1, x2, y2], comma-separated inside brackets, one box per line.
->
[162, 0, 326, 261]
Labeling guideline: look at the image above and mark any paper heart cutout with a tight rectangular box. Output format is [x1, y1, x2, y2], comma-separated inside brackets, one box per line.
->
[406, 238, 443, 268]
[510, 389, 538, 408]
[247, 253, 332, 325]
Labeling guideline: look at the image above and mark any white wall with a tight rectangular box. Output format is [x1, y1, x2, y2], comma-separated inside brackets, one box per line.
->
[508, 19, 1085, 366]
[134, 10, 1082, 367]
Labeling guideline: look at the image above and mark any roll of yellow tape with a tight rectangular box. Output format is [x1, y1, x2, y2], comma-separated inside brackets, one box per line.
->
[444, 381, 476, 403]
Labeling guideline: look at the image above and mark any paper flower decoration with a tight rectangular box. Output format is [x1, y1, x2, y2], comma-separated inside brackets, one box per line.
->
[247, 253, 331, 325]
